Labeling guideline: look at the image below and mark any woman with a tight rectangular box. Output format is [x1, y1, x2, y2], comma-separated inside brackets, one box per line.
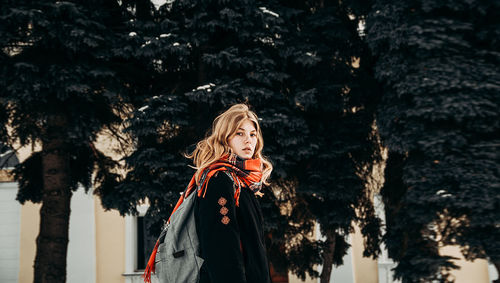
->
[186, 103, 273, 283]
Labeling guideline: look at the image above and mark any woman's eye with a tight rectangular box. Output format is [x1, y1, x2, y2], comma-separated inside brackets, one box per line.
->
[236, 132, 243, 136]
[250, 133, 256, 137]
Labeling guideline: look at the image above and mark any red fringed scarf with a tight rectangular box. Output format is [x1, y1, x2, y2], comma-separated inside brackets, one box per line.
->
[195, 153, 263, 202]
[143, 153, 263, 283]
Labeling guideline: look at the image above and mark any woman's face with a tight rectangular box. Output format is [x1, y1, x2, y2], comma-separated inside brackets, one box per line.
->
[228, 120, 258, 159]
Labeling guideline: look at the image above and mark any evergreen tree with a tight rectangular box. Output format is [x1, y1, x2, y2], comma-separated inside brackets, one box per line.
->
[364, 0, 500, 281]
[0, 1, 136, 281]
[275, 1, 383, 282]
[111, 0, 382, 281]
[108, 0, 303, 277]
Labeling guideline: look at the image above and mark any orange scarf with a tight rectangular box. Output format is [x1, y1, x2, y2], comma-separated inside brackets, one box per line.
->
[193, 153, 263, 203]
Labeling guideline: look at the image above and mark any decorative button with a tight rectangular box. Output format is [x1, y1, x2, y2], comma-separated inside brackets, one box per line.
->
[220, 207, 228, 215]
[218, 197, 227, 206]
[221, 216, 230, 225]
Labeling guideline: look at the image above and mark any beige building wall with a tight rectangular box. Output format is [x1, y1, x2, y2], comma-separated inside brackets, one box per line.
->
[95, 197, 126, 283]
[14, 144, 42, 283]
[351, 224, 379, 283]
[13, 132, 128, 283]
[17, 193, 127, 283]
[93, 126, 129, 283]
[18, 202, 41, 283]
[440, 246, 491, 283]
[16, 190, 128, 283]
[289, 273, 316, 283]
[287, 221, 380, 283]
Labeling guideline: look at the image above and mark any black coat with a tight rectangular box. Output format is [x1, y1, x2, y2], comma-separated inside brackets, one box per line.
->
[195, 172, 271, 283]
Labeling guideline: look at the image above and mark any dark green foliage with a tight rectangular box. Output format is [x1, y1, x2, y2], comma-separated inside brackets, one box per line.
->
[113, 0, 383, 280]
[365, 0, 500, 281]
[0, 0, 147, 202]
[380, 152, 459, 282]
[0, 1, 142, 280]
[112, 0, 300, 257]
[2, 0, 384, 280]
[13, 152, 44, 203]
[276, 0, 383, 273]
[1, 0, 129, 154]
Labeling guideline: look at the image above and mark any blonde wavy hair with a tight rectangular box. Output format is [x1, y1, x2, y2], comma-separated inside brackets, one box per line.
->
[185, 104, 273, 186]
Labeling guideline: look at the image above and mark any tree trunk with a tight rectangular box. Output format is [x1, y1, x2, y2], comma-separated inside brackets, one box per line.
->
[320, 229, 336, 283]
[34, 114, 72, 283]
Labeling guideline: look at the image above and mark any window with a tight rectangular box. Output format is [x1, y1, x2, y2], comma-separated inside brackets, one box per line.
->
[136, 215, 157, 270]
[0, 144, 19, 169]
[124, 204, 158, 282]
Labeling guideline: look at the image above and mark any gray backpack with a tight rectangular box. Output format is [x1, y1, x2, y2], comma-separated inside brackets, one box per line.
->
[143, 171, 237, 283]
[153, 186, 204, 283]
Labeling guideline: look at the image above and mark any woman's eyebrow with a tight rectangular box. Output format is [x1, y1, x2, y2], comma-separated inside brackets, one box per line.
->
[238, 128, 257, 132]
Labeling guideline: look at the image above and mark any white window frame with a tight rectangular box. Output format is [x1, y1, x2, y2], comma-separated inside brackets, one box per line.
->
[124, 204, 158, 283]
